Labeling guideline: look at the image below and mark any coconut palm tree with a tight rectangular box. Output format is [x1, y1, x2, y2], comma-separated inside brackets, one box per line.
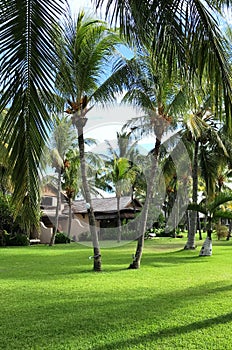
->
[2, 0, 231, 235]
[181, 105, 228, 249]
[105, 131, 138, 159]
[188, 192, 232, 255]
[94, 0, 232, 122]
[0, 0, 68, 232]
[62, 149, 80, 239]
[103, 130, 141, 241]
[107, 157, 132, 242]
[55, 11, 123, 271]
[0, 143, 11, 196]
[44, 114, 77, 246]
[107, 53, 178, 268]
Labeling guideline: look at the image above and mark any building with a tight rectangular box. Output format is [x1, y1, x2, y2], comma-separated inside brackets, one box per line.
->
[63, 196, 142, 241]
[40, 185, 142, 242]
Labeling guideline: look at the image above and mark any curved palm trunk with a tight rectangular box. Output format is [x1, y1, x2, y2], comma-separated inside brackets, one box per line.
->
[77, 120, 101, 271]
[128, 137, 161, 269]
[49, 168, 62, 246]
[185, 139, 199, 249]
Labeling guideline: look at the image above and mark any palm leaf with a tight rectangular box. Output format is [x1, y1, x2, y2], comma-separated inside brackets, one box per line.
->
[0, 0, 67, 231]
[213, 209, 232, 220]
[95, 0, 232, 125]
[208, 192, 232, 212]
[187, 202, 207, 215]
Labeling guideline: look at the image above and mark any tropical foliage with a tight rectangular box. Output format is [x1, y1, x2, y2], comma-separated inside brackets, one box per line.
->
[0, 0, 67, 231]
[1, 0, 232, 271]
[54, 11, 124, 271]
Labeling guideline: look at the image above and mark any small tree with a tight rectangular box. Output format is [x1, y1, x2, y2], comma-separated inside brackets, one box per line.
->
[188, 192, 232, 256]
[62, 149, 80, 238]
[47, 115, 76, 246]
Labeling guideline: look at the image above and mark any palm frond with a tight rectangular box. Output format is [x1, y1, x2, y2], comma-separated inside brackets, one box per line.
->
[94, 0, 232, 125]
[0, 0, 67, 230]
[214, 209, 232, 220]
[208, 191, 232, 212]
[188, 202, 207, 215]
[56, 12, 123, 104]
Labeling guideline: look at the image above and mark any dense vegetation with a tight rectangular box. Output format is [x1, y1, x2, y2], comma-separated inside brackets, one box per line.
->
[1, 1, 232, 270]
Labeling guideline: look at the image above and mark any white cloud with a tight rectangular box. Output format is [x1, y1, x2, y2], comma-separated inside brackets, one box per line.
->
[68, 0, 107, 18]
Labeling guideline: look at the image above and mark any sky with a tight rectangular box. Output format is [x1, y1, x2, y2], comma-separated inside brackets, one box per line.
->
[68, 0, 107, 18]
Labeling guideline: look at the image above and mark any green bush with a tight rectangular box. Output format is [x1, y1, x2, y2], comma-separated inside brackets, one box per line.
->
[0, 229, 9, 246]
[0, 194, 28, 246]
[5, 233, 29, 246]
[145, 228, 168, 238]
[215, 224, 228, 240]
[55, 232, 70, 244]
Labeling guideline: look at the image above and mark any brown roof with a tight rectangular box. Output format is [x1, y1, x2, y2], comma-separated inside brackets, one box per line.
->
[63, 196, 142, 214]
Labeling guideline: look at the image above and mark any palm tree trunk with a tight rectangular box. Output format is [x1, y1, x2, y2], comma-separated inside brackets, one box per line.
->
[197, 212, 202, 240]
[49, 168, 61, 246]
[117, 194, 122, 242]
[199, 215, 213, 256]
[77, 120, 101, 271]
[185, 139, 199, 249]
[128, 137, 161, 269]
[67, 198, 72, 239]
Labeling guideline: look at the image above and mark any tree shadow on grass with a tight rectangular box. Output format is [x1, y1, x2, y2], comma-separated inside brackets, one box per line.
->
[1, 277, 232, 349]
[143, 250, 205, 268]
[94, 312, 232, 350]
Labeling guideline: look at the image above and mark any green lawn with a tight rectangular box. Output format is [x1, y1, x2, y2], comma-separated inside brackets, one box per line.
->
[0, 236, 232, 349]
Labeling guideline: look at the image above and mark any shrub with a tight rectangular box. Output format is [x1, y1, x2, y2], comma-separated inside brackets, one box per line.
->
[55, 232, 70, 244]
[215, 224, 228, 240]
[145, 228, 169, 238]
[5, 233, 29, 246]
[0, 194, 28, 246]
[0, 230, 9, 246]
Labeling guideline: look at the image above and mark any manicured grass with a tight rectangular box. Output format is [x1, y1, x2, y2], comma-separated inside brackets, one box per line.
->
[0, 236, 232, 349]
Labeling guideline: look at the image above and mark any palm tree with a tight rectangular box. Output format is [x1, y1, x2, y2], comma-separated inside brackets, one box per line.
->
[0, 143, 10, 196]
[2, 0, 231, 234]
[0, 0, 67, 232]
[55, 11, 123, 271]
[94, 0, 232, 122]
[188, 192, 232, 255]
[105, 131, 138, 159]
[104, 130, 140, 241]
[46, 114, 76, 246]
[62, 149, 80, 239]
[108, 157, 132, 242]
[108, 53, 177, 268]
[181, 105, 228, 249]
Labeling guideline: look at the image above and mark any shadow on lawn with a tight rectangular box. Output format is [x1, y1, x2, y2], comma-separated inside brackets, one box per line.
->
[143, 250, 204, 268]
[94, 311, 232, 350]
[1, 277, 232, 349]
